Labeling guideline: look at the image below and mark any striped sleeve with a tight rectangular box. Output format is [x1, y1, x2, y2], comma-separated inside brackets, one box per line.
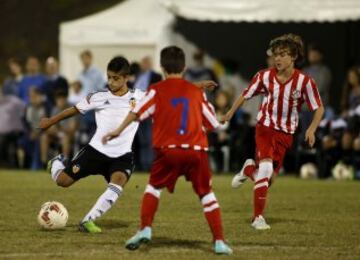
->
[302, 78, 322, 111]
[242, 72, 265, 99]
[132, 88, 156, 121]
[201, 92, 220, 130]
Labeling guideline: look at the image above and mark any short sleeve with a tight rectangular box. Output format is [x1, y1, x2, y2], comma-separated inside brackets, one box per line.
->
[75, 93, 100, 114]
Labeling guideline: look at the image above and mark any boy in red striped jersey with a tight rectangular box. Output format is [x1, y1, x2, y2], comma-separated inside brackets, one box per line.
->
[222, 34, 324, 230]
[102, 46, 232, 255]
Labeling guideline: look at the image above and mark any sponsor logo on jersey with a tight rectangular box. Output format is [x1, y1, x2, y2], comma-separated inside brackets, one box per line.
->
[72, 164, 80, 174]
[129, 97, 136, 108]
[104, 100, 110, 105]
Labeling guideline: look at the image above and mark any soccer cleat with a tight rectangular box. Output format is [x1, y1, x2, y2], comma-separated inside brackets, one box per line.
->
[79, 220, 102, 233]
[214, 240, 233, 255]
[47, 154, 66, 174]
[251, 215, 271, 230]
[231, 159, 256, 188]
[125, 227, 152, 250]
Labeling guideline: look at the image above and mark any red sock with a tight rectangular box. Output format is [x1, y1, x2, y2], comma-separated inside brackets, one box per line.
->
[140, 192, 159, 229]
[244, 165, 256, 181]
[202, 193, 224, 241]
[253, 178, 269, 218]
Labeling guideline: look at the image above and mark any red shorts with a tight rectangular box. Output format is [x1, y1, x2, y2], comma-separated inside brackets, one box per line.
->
[149, 148, 212, 196]
[255, 124, 293, 174]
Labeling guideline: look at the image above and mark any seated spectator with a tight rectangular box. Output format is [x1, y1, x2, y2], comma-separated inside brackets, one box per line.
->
[209, 90, 231, 172]
[2, 58, 23, 96]
[341, 66, 360, 115]
[18, 87, 47, 169]
[40, 91, 78, 165]
[0, 85, 25, 167]
[68, 81, 83, 105]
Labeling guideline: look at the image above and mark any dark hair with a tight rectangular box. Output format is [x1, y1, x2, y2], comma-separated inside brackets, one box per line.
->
[130, 62, 140, 76]
[54, 90, 68, 99]
[268, 33, 305, 65]
[308, 43, 323, 54]
[80, 50, 92, 58]
[160, 46, 185, 74]
[107, 56, 130, 75]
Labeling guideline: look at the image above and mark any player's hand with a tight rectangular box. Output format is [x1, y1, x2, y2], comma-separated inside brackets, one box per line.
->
[220, 111, 233, 124]
[102, 130, 121, 144]
[196, 80, 218, 91]
[305, 128, 316, 148]
[39, 118, 53, 130]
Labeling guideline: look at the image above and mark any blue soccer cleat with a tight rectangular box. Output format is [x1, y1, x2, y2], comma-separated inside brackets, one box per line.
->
[214, 240, 233, 255]
[125, 227, 152, 250]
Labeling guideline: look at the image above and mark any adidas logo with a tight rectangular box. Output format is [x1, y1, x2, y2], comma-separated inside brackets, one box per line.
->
[104, 100, 110, 105]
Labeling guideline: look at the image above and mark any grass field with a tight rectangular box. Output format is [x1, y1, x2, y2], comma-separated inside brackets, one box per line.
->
[0, 170, 359, 259]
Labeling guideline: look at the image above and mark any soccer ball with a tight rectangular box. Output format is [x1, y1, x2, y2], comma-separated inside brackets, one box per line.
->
[37, 201, 68, 230]
[300, 163, 318, 179]
[332, 162, 353, 180]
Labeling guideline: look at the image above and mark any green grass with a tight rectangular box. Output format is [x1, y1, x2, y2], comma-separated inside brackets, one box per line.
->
[0, 170, 359, 259]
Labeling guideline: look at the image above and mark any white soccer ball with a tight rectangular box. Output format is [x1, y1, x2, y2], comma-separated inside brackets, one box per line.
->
[300, 163, 318, 179]
[37, 201, 68, 230]
[332, 162, 353, 180]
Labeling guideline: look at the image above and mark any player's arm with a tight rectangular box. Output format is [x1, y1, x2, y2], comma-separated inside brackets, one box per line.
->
[193, 80, 218, 91]
[221, 95, 247, 123]
[305, 105, 324, 148]
[102, 112, 138, 144]
[39, 107, 79, 131]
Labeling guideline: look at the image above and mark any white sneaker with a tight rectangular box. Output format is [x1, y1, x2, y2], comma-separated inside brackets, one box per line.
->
[251, 215, 271, 230]
[231, 159, 256, 188]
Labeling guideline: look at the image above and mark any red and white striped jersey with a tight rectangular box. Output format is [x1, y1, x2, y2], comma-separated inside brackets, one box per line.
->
[132, 78, 219, 150]
[242, 68, 322, 134]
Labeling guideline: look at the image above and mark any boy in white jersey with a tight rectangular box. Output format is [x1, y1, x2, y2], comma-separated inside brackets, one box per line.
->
[222, 34, 324, 230]
[39, 56, 145, 233]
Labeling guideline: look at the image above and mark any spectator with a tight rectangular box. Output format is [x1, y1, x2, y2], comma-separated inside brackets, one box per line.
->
[18, 56, 46, 104]
[2, 58, 23, 96]
[40, 91, 78, 165]
[133, 56, 162, 171]
[78, 50, 106, 95]
[184, 49, 219, 103]
[341, 66, 360, 113]
[209, 90, 231, 172]
[68, 81, 83, 105]
[303, 44, 332, 106]
[19, 87, 47, 169]
[0, 85, 25, 167]
[41, 56, 69, 106]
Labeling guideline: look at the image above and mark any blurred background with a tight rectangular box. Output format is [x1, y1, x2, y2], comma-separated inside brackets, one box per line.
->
[1, 0, 360, 180]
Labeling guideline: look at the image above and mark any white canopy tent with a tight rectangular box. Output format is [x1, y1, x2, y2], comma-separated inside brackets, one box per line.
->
[163, 0, 360, 22]
[60, 0, 360, 80]
[59, 0, 195, 80]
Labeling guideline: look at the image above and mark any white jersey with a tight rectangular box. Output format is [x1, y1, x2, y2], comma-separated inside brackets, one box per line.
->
[75, 89, 145, 158]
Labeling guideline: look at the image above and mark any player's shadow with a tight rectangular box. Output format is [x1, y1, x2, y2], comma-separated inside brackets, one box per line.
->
[67, 219, 130, 230]
[140, 236, 210, 253]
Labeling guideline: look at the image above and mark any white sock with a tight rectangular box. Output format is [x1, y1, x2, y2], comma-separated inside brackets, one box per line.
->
[82, 183, 123, 223]
[51, 160, 65, 182]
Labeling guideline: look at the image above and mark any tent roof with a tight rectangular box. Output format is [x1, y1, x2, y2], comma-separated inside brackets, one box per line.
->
[163, 0, 360, 23]
[60, 0, 173, 45]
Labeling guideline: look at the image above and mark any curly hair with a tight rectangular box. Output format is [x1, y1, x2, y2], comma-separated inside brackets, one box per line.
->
[267, 33, 305, 65]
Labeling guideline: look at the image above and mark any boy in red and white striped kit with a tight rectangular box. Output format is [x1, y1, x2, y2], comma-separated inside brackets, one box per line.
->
[223, 34, 324, 230]
[103, 46, 232, 255]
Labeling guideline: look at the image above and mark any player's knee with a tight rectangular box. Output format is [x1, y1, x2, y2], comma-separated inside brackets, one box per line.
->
[56, 173, 74, 188]
[257, 161, 273, 180]
[110, 172, 128, 187]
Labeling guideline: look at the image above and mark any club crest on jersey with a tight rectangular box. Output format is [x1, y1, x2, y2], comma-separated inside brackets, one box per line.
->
[129, 97, 136, 108]
[291, 90, 301, 99]
[72, 164, 80, 174]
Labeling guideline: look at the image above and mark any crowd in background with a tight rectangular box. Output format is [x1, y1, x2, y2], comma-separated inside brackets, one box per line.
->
[0, 46, 360, 180]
